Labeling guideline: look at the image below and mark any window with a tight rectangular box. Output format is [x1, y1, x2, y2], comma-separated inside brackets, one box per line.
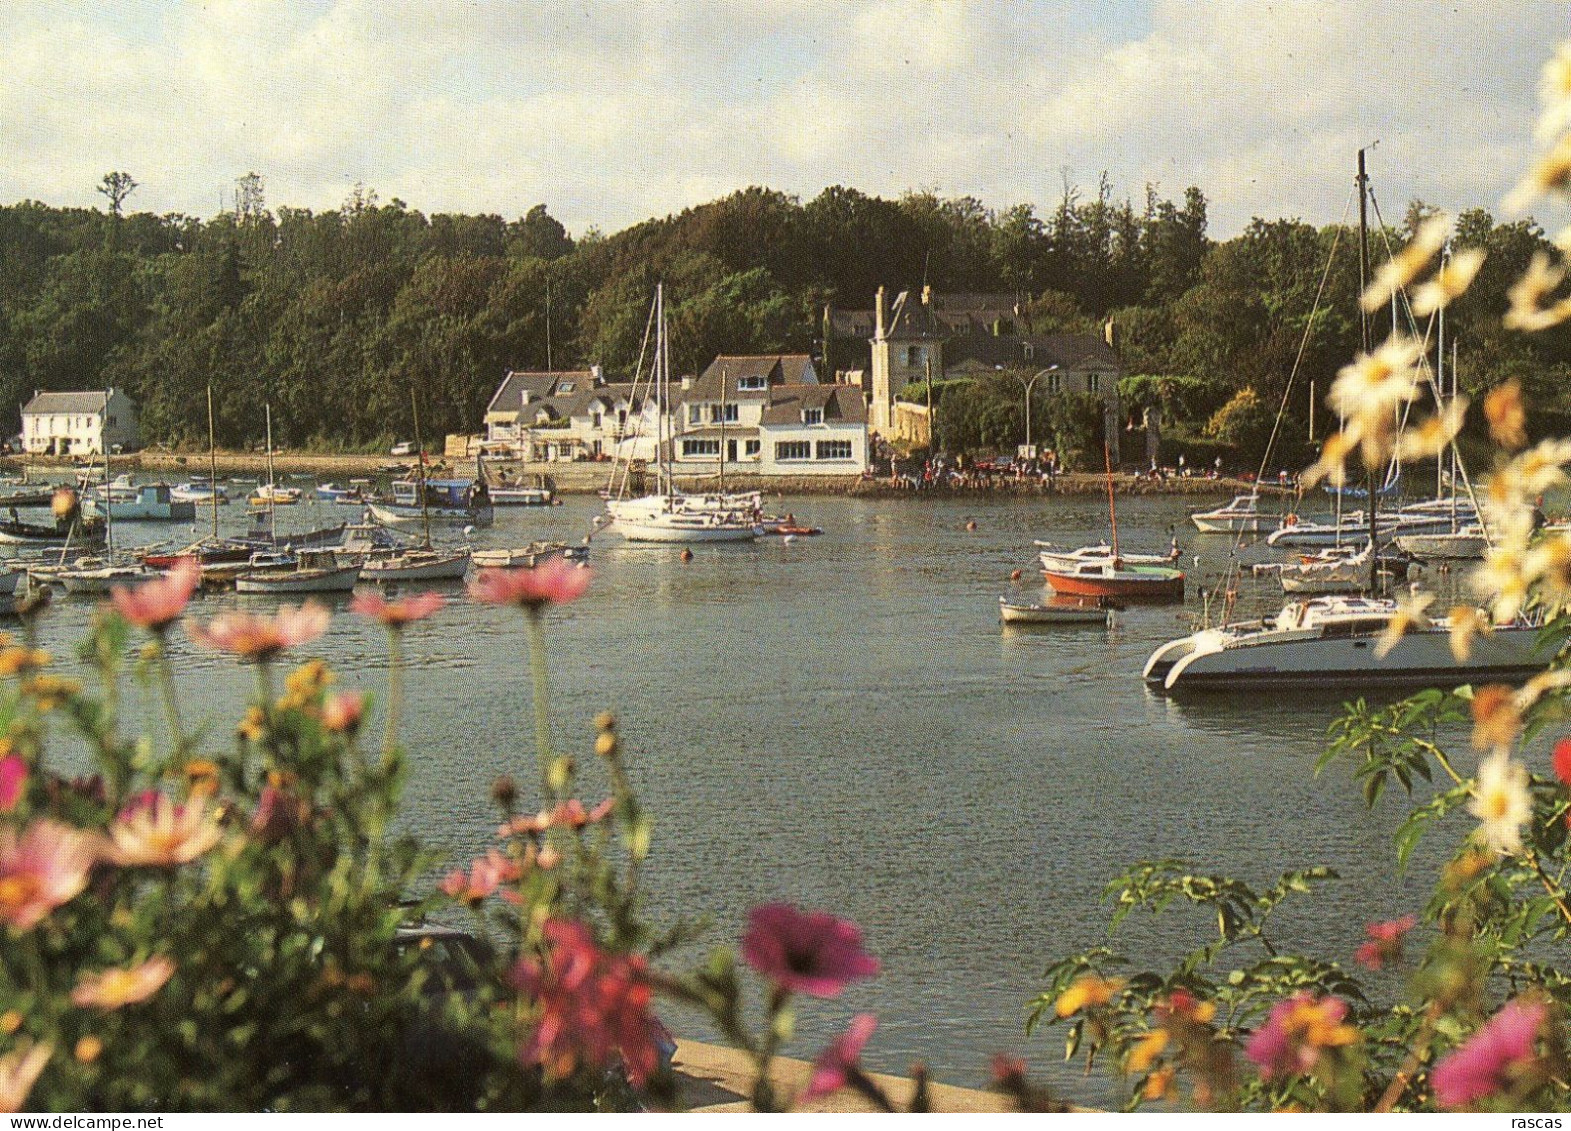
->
[688, 404, 702, 425]
[906, 346, 922, 367]
[1047, 373, 1063, 394]
[803, 408, 823, 425]
[557, 381, 575, 393]
[775, 441, 811, 461]
[1087, 374, 1101, 394]
[745, 439, 761, 456]
[682, 438, 720, 457]
[816, 440, 853, 460]
[107, 415, 117, 426]
[592, 412, 602, 428]
[1022, 344, 1034, 361]
[556, 443, 574, 459]
[737, 375, 767, 391]
[710, 403, 738, 423]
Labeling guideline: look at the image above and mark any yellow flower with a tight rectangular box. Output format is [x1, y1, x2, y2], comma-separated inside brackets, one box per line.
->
[1447, 606, 1493, 662]
[1506, 133, 1571, 214]
[1505, 251, 1570, 331]
[183, 760, 221, 792]
[1470, 684, 1522, 752]
[70, 956, 175, 1010]
[1142, 1066, 1176, 1101]
[1302, 428, 1359, 488]
[236, 706, 265, 742]
[1484, 380, 1528, 450]
[1374, 591, 1434, 659]
[1536, 42, 1571, 142]
[1411, 247, 1486, 315]
[1055, 973, 1124, 1017]
[1526, 532, 1571, 611]
[21, 676, 80, 712]
[106, 793, 223, 867]
[278, 659, 334, 712]
[0, 648, 49, 677]
[0, 1043, 51, 1112]
[1394, 398, 1468, 464]
[1473, 545, 1530, 624]
[1126, 1029, 1169, 1073]
[73, 1036, 101, 1064]
[1516, 669, 1571, 711]
[0, 1011, 19, 1035]
[1360, 215, 1449, 313]
[1470, 753, 1532, 856]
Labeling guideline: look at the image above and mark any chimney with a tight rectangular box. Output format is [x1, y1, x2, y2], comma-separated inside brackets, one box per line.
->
[874, 287, 885, 341]
[591, 363, 603, 383]
[681, 375, 693, 390]
[921, 285, 931, 306]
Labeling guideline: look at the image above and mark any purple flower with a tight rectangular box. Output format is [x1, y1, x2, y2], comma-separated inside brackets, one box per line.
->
[740, 903, 879, 997]
[1245, 992, 1357, 1080]
[802, 1014, 878, 1101]
[1431, 998, 1545, 1109]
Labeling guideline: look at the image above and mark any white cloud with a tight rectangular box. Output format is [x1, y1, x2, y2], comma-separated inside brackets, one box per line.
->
[0, 0, 1563, 238]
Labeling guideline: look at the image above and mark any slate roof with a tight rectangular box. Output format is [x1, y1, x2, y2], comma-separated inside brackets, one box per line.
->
[22, 391, 114, 416]
[947, 332, 1119, 372]
[758, 384, 868, 426]
[486, 370, 598, 415]
[694, 354, 817, 390]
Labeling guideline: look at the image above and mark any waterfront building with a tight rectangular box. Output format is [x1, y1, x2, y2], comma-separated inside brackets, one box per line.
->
[20, 388, 139, 455]
[483, 367, 659, 463]
[671, 355, 869, 477]
[839, 287, 1124, 458]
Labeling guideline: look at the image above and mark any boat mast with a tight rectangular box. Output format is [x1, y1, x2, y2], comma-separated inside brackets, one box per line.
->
[1357, 147, 1378, 594]
[718, 366, 727, 493]
[1103, 441, 1120, 562]
[265, 404, 277, 543]
[411, 388, 432, 549]
[206, 384, 219, 541]
[102, 445, 113, 564]
[658, 284, 673, 504]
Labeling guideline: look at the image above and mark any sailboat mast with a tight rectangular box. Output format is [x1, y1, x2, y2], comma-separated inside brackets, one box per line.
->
[206, 384, 219, 540]
[265, 404, 277, 543]
[719, 366, 727, 493]
[1103, 441, 1120, 560]
[1357, 147, 1379, 594]
[412, 388, 431, 548]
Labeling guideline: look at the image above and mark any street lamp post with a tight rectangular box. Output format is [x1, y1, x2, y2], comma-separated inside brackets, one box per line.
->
[1013, 366, 1058, 456]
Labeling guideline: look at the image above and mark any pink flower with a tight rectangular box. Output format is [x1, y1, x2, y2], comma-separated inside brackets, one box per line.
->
[350, 590, 445, 626]
[111, 558, 200, 631]
[1245, 992, 1357, 1080]
[468, 559, 592, 612]
[320, 691, 365, 733]
[1355, 914, 1418, 970]
[1554, 738, 1571, 787]
[801, 1013, 878, 1101]
[0, 1043, 51, 1113]
[499, 797, 615, 838]
[0, 820, 100, 931]
[510, 918, 663, 1086]
[440, 849, 522, 904]
[106, 792, 222, 867]
[740, 903, 880, 997]
[249, 785, 306, 846]
[70, 956, 176, 1009]
[1431, 998, 1546, 1108]
[187, 601, 330, 660]
[0, 755, 24, 812]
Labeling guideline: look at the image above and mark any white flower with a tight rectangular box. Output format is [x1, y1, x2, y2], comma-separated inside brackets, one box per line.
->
[1375, 591, 1434, 659]
[1411, 248, 1485, 316]
[1470, 754, 1533, 856]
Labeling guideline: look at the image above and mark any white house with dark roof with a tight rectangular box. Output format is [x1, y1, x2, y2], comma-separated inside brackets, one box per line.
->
[21, 388, 138, 455]
[671, 355, 867, 476]
[483, 367, 660, 462]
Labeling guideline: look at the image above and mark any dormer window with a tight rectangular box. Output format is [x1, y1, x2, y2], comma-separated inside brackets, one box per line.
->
[737, 375, 767, 391]
[557, 381, 576, 393]
[688, 404, 702, 425]
[803, 408, 823, 425]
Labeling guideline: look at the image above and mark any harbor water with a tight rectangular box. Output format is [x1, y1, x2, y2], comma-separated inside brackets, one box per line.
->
[23, 484, 1473, 1100]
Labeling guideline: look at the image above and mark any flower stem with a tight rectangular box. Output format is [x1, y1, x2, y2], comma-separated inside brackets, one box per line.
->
[525, 611, 555, 801]
[154, 635, 188, 759]
[382, 628, 404, 762]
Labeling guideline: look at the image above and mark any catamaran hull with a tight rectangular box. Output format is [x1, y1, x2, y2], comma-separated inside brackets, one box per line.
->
[1152, 627, 1542, 692]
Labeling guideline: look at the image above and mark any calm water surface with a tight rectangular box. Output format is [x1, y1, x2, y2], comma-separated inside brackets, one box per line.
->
[25, 483, 1462, 1098]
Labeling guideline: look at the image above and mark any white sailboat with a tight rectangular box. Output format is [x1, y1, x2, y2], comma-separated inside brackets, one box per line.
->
[604, 285, 760, 543]
[361, 390, 471, 582]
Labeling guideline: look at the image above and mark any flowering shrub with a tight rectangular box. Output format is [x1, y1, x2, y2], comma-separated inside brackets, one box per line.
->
[1021, 41, 1571, 1114]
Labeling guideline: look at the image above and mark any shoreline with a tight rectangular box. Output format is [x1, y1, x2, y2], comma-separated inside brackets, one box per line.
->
[5, 452, 1291, 499]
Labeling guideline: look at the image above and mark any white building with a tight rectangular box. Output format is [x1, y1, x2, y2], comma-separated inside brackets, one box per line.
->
[21, 389, 139, 455]
[483, 368, 659, 463]
[671, 355, 868, 477]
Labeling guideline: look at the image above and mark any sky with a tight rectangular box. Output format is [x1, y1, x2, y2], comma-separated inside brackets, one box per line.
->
[2, 1, 1568, 240]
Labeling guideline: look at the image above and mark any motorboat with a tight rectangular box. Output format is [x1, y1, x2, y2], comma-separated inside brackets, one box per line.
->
[1265, 509, 1453, 548]
[369, 476, 494, 527]
[1272, 543, 1420, 595]
[999, 595, 1114, 626]
[1143, 595, 1543, 693]
[85, 483, 197, 522]
[1190, 494, 1269, 534]
[171, 481, 229, 505]
[315, 482, 367, 504]
[1393, 524, 1490, 561]
[469, 542, 589, 569]
[248, 483, 303, 506]
[490, 482, 554, 506]
[234, 548, 361, 594]
[58, 563, 164, 595]
[360, 547, 471, 583]
[1041, 558, 1184, 603]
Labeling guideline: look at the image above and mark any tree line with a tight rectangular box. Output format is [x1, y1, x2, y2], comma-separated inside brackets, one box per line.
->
[2, 171, 1569, 456]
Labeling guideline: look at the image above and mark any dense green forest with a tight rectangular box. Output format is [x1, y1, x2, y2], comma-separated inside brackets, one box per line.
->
[3, 172, 1570, 454]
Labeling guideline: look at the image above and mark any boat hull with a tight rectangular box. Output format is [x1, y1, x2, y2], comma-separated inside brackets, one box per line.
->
[234, 566, 362, 593]
[360, 552, 470, 582]
[999, 598, 1111, 625]
[491, 487, 553, 506]
[1155, 626, 1542, 692]
[615, 517, 759, 543]
[1042, 567, 1184, 603]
